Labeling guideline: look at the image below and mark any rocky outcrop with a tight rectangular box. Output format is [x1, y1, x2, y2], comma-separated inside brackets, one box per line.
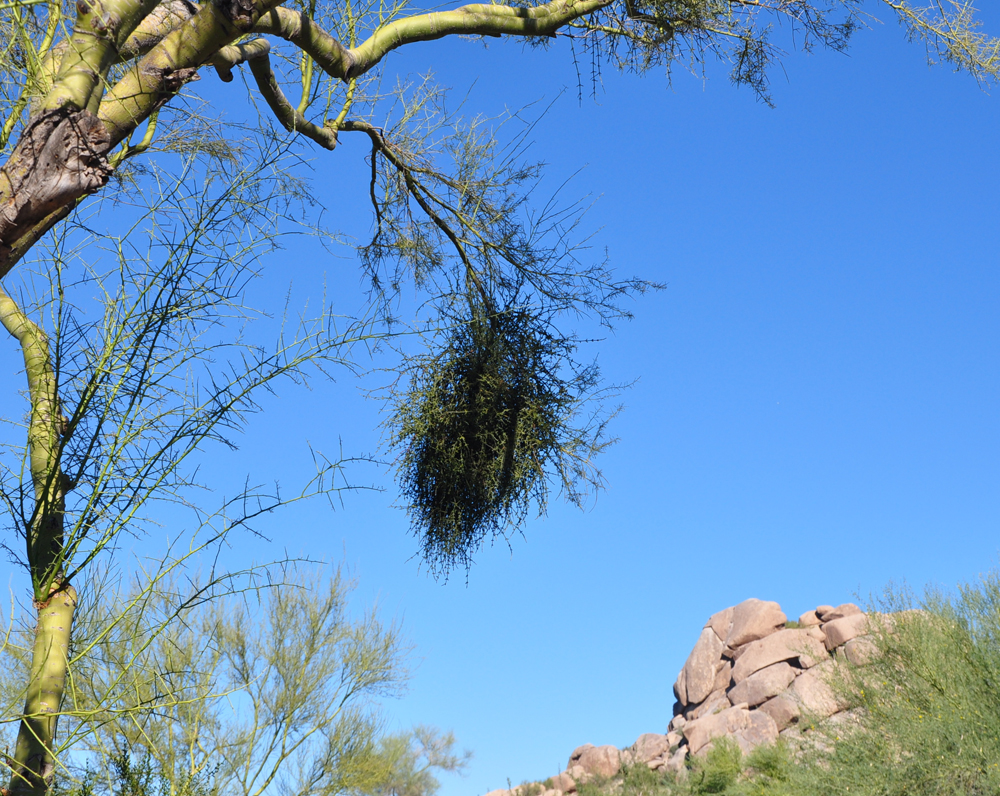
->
[482, 598, 874, 796]
[667, 598, 868, 761]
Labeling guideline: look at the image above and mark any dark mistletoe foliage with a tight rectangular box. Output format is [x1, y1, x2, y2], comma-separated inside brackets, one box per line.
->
[390, 302, 614, 577]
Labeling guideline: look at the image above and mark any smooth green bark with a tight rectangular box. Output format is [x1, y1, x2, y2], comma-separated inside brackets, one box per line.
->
[7, 586, 78, 796]
[0, 288, 75, 796]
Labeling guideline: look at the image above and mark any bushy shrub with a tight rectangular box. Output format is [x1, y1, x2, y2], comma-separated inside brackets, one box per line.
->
[689, 741, 743, 795]
[791, 572, 1000, 796]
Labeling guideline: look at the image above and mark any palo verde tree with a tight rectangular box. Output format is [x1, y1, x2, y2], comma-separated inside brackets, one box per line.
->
[0, 0, 997, 795]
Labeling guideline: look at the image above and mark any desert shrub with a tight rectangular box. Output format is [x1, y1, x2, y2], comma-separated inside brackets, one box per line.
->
[689, 741, 742, 795]
[788, 571, 1000, 795]
[615, 762, 676, 796]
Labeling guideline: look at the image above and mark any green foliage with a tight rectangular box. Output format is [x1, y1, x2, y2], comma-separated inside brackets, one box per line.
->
[0, 564, 440, 796]
[366, 726, 471, 796]
[391, 302, 613, 576]
[742, 742, 791, 787]
[689, 740, 742, 795]
[574, 0, 862, 105]
[572, 743, 794, 796]
[50, 744, 215, 796]
[618, 760, 666, 796]
[788, 573, 1000, 796]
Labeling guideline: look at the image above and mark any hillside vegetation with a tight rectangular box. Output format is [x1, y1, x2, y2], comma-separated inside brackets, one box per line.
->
[523, 570, 1000, 796]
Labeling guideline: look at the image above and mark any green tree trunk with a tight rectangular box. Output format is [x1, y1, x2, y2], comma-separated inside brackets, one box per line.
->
[1, 288, 74, 796]
[7, 585, 78, 796]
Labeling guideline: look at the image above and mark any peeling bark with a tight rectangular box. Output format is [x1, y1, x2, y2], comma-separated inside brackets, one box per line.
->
[214, 0, 258, 29]
[0, 107, 111, 252]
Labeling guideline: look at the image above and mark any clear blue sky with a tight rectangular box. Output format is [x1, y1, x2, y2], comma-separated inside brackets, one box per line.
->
[2, 3, 999, 795]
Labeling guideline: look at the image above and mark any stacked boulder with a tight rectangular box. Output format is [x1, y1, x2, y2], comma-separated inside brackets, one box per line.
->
[483, 598, 873, 796]
[666, 598, 870, 762]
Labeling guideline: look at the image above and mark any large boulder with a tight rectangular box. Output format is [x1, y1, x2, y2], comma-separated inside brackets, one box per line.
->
[567, 745, 593, 768]
[687, 689, 730, 720]
[757, 693, 800, 731]
[673, 667, 688, 705]
[732, 629, 827, 683]
[727, 661, 798, 707]
[732, 710, 779, 754]
[574, 745, 621, 779]
[805, 625, 827, 644]
[713, 660, 733, 692]
[787, 661, 842, 718]
[664, 747, 687, 775]
[725, 599, 788, 648]
[630, 734, 671, 765]
[681, 627, 726, 704]
[683, 705, 752, 755]
[797, 610, 821, 627]
[548, 771, 579, 793]
[844, 636, 877, 665]
[823, 613, 868, 651]
[819, 603, 862, 622]
[706, 607, 735, 642]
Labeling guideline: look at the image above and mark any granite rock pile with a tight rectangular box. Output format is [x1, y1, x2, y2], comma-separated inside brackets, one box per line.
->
[484, 598, 874, 796]
[665, 598, 871, 764]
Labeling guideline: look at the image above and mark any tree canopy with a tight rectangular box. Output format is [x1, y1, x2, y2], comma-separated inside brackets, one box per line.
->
[0, 0, 998, 794]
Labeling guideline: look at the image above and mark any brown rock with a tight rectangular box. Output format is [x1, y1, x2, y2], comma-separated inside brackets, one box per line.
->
[631, 734, 670, 765]
[758, 693, 800, 731]
[674, 667, 688, 706]
[683, 705, 752, 755]
[726, 661, 797, 707]
[548, 772, 577, 793]
[797, 610, 821, 627]
[687, 689, 730, 720]
[823, 613, 868, 651]
[666, 731, 681, 750]
[568, 745, 594, 768]
[726, 599, 788, 648]
[733, 710, 779, 754]
[844, 636, 877, 666]
[682, 627, 726, 704]
[788, 661, 843, 718]
[806, 626, 826, 645]
[575, 745, 621, 779]
[713, 660, 733, 692]
[731, 629, 827, 683]
[670, 714, 687, 732]
[664, 746, 687, 775]
[706, 606, 735, 642]
[560, 765, 588, 787]
[819, 603, 862, 622]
